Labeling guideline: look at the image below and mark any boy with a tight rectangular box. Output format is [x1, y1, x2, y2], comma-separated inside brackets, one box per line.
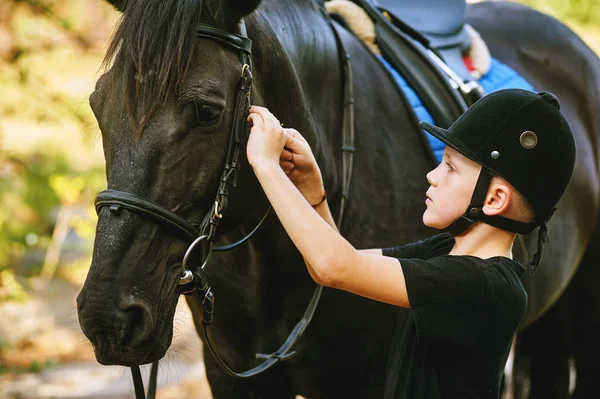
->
[246, 89, 576, 398]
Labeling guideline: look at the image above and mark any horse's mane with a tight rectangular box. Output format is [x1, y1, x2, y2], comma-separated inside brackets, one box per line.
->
[103, 0, 236, 136]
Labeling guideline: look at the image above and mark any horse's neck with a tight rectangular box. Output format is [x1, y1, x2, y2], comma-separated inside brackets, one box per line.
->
[249, 1, 344, 181]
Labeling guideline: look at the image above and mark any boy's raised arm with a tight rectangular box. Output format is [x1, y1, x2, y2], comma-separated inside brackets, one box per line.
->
[247, 106, 409, 308]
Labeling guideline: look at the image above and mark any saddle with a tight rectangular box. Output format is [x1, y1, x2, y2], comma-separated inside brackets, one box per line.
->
[380, 0, 473, 79]
[348, 0, 484, 127]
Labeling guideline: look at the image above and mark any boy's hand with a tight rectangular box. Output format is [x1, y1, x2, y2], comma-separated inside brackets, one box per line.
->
[279, 128, 325, 206]
[247, 106, 286, 168]
[247, 106, 324, 205]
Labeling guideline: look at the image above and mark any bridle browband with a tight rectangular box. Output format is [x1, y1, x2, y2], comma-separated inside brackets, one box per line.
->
[94, 14, 354, 399]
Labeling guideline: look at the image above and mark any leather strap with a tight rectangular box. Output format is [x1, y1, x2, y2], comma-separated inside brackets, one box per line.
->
[193, 283, 323, 378]
[95, 189, 272, 252]
[130, 362, 158, 399]
[197, 24, 252, 54]
[327, 17, 355, 227]
[355, 0, 467, 128]
[96, 189, 199, 242]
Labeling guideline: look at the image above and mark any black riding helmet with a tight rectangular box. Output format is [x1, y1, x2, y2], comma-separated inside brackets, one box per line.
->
[420, 89, 576, 271]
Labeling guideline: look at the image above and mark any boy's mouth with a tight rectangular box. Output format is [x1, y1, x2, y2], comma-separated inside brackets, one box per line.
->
[425, 190, 433, 204]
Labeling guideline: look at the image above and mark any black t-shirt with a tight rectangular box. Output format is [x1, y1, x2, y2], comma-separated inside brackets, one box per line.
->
[381, 233, 527, 399]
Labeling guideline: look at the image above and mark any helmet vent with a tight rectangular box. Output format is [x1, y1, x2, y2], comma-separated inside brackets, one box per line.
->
[520, 131, 538, 149]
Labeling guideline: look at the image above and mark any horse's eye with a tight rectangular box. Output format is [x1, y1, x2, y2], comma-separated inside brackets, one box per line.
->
[194, 103, 222, 126]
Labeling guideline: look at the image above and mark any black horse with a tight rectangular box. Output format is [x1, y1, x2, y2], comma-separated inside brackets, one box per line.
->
[77, 0, 600, 397]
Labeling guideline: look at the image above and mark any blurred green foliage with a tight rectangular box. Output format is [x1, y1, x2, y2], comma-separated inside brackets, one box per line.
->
[517, 0, 600, 26]
[0, 149, 105, 300]
[0, 0, 114, 300]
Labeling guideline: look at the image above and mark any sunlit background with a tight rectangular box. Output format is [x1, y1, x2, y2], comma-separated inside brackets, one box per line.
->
[1, 0, 598, 398]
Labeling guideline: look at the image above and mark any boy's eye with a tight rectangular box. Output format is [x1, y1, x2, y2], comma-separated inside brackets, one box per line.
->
[445, 161, 454, 171]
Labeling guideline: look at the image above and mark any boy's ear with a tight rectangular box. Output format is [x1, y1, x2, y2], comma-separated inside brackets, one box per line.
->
[105, 0, 126, 11]
[482, 181, 512, 217]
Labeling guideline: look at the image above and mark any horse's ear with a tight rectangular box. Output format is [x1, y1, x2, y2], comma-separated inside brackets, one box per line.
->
[228, 0, 262, 19]
[105, 0, 126, 12]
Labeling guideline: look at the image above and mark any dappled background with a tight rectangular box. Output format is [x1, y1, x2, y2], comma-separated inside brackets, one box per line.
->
[0, 0, 598, 398]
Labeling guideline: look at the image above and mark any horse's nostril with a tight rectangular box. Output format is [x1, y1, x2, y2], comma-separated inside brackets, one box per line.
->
[117, 297, 153, 348]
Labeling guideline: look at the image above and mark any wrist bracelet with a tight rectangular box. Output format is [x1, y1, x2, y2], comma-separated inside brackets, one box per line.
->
[311, 190, 327, 208]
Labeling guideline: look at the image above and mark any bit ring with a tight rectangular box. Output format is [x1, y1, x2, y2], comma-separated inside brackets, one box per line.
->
[181, 235, 209, 276]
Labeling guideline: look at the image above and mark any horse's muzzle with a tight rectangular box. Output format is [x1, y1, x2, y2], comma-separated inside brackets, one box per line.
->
[77, 291, 169, 366]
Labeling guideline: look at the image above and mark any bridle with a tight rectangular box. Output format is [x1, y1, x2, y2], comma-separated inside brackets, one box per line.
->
[94, 12, 354, 399]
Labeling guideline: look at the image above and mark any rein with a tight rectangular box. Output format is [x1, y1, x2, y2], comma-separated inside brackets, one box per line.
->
[94, 13, 354, 399]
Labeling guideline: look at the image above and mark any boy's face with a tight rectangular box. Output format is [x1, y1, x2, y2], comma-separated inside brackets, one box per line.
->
[423, 146, 482, 229]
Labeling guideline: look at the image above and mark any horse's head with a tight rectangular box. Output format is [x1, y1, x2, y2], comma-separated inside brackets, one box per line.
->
[77, 0, 264, 366]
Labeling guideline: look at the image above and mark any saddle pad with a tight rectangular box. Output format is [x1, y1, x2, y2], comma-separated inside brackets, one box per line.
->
[378, 56, 535, 163]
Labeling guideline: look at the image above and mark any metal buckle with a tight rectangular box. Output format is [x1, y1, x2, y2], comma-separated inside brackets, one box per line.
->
[241, 63, 250, 78]
[214, 200, 223, 219]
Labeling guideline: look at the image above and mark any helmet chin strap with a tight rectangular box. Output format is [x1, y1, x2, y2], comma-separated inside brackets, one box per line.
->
[444, 168, 553, 272]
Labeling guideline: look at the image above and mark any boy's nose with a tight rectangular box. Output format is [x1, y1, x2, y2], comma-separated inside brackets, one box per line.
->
[426, 170, 437, 187]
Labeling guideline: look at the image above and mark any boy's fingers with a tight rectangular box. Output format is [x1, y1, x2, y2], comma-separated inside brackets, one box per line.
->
[280, 149, 294, 162]
[249, 105, 267, 113]
[280, 160, 294, 170]
[284, 128, 307, 143]
[283, 129, 306, 152]
[280, 161, 294, 175]
[249, 106, 280, 129]
[249, 106, 269, 117]
[248, 113, 264, 127]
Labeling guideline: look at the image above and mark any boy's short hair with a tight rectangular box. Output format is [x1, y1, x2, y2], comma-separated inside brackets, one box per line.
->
[512, 191, 535, 224]
[496, 176, 535, 224]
